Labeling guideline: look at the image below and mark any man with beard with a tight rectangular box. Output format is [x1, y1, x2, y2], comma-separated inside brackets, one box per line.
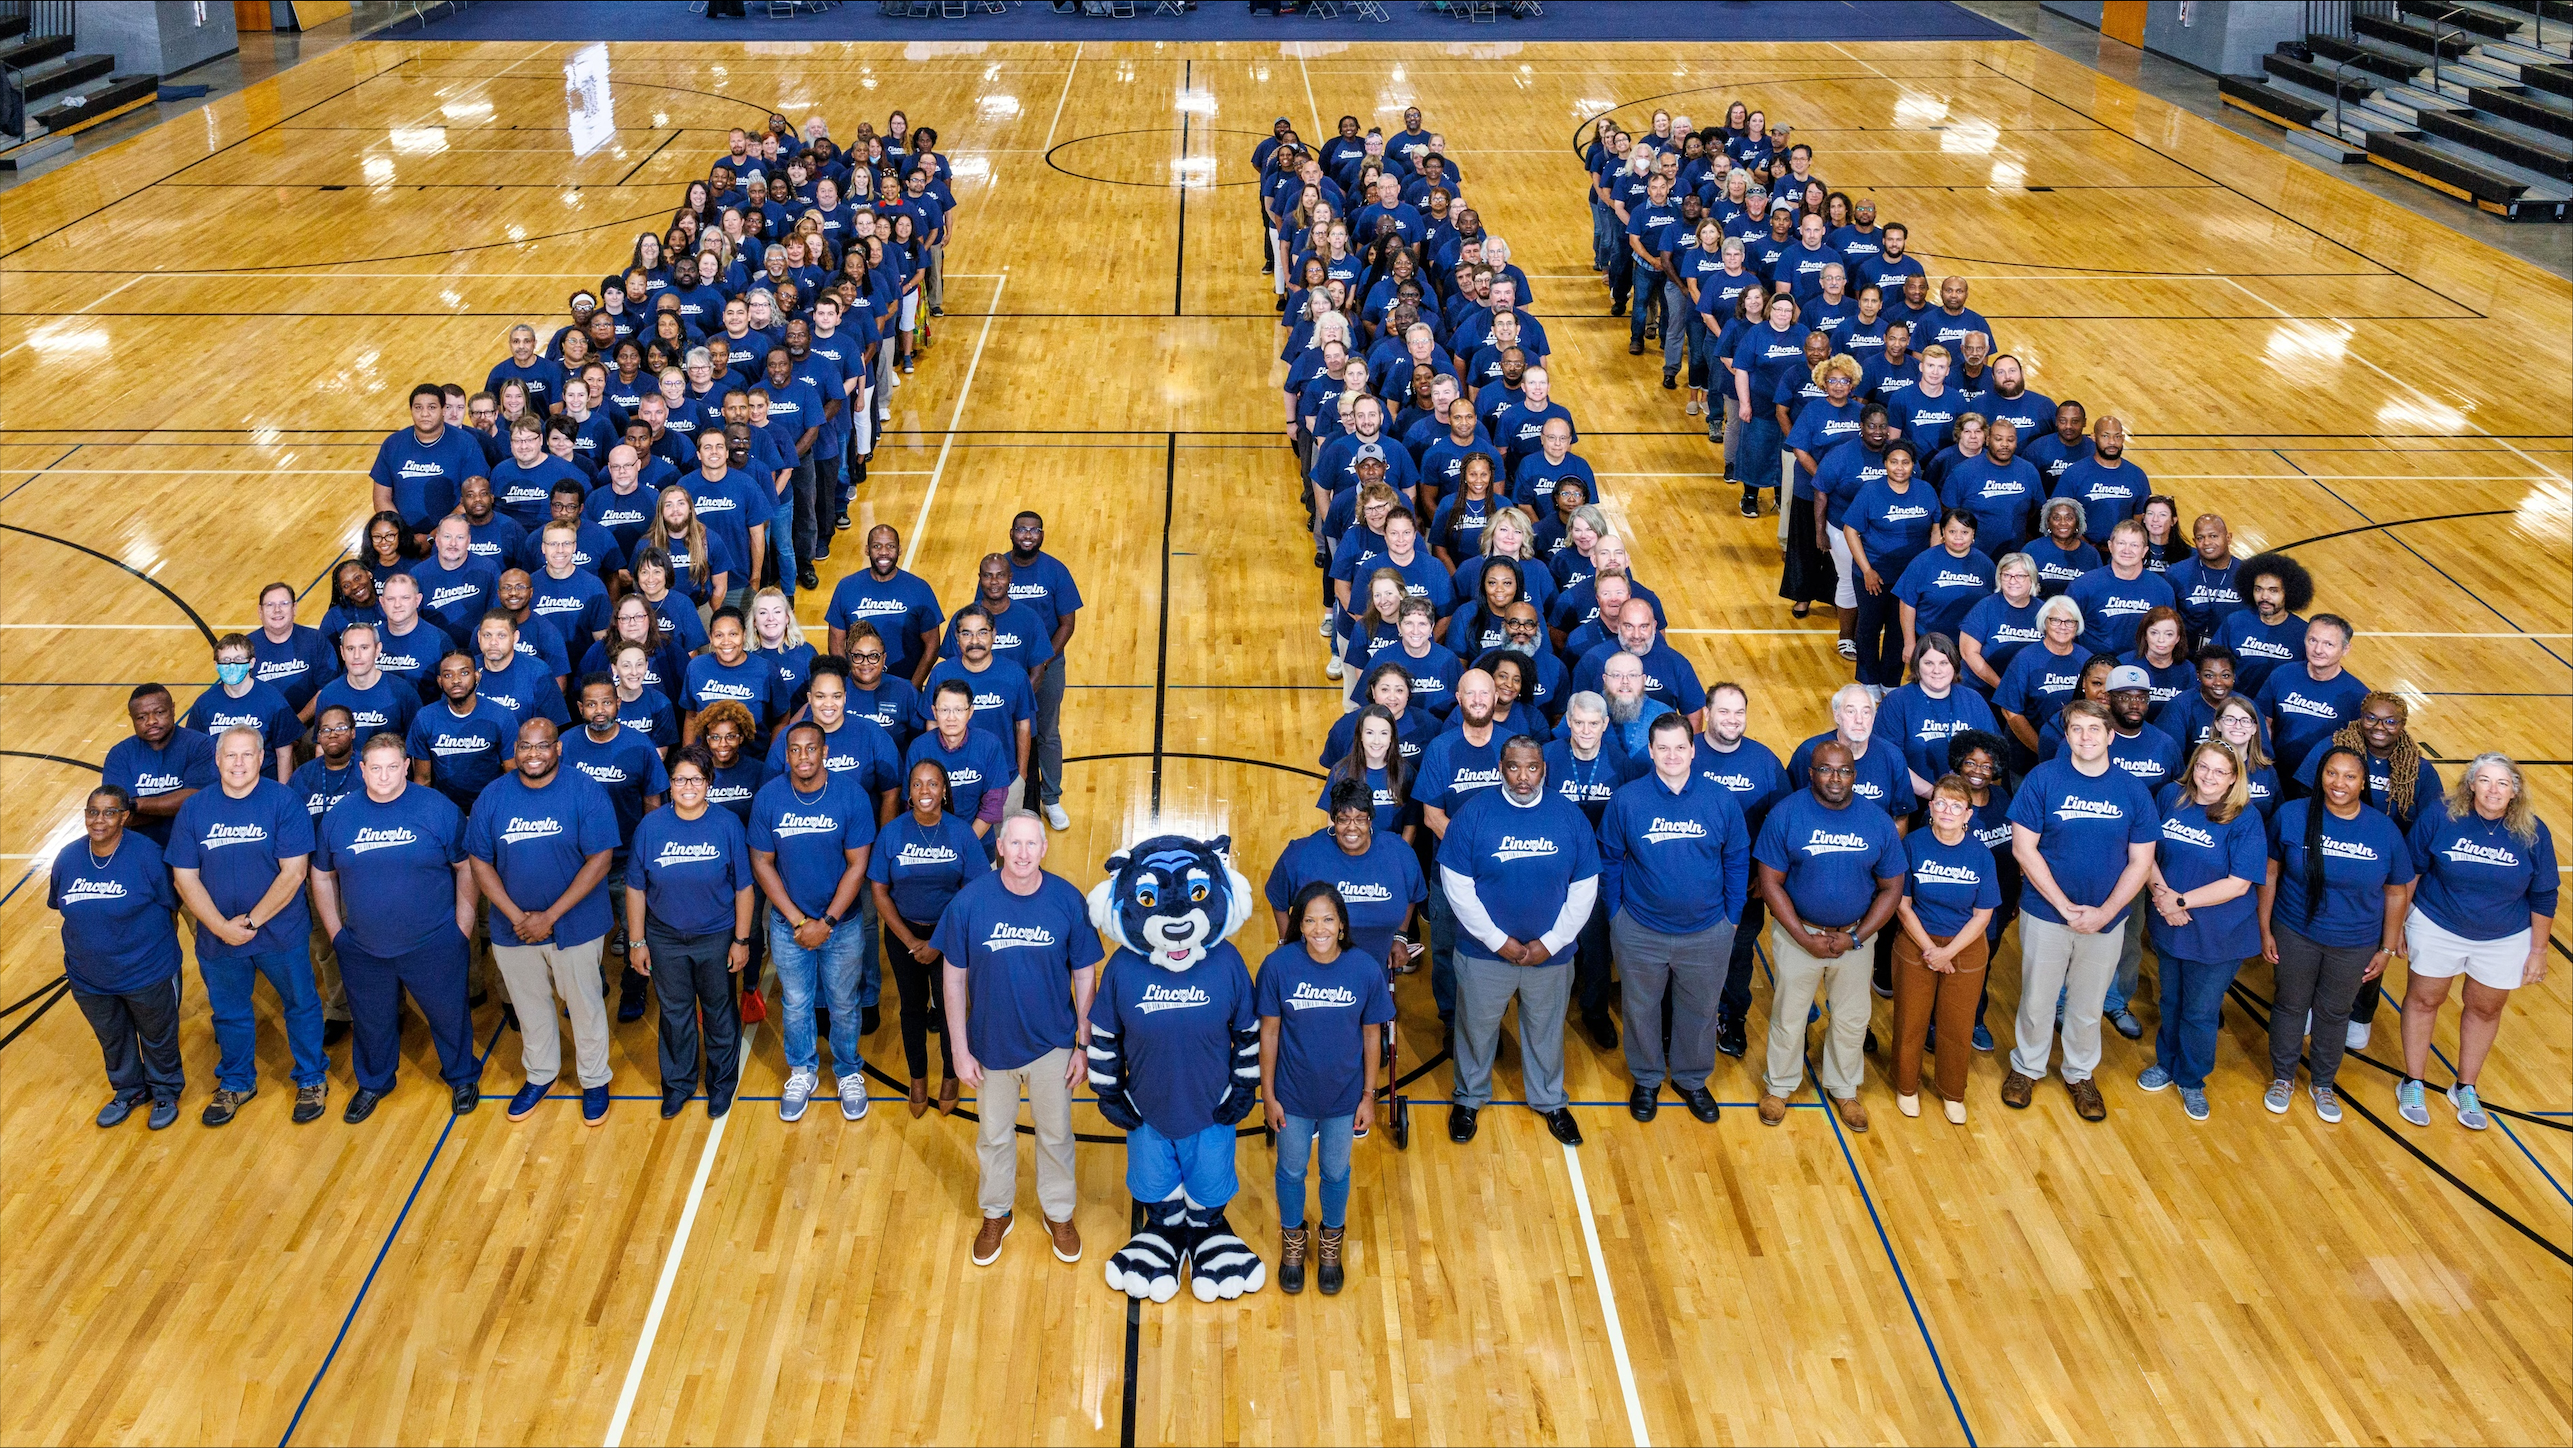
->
[1005, 512, 1083, 832]
[1543, 693, 1633, 1050]
[1597, 653, 1659, 769]
[1980, 353, 2054, 447]
[1572, 598, 1708, 730]
[1694, 684, 1793, 1059]
[1416, 669, 1508, 1030]
[919, 608, 1034, 790]
[1500, 602, 1566, 721]
[1439, 736, 1599, 1148]
[2054, 416, 2148, 544]
[827, 524, 945, 686]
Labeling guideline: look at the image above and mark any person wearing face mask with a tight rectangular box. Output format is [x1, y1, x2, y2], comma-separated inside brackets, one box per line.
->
[185, 634, 302, 784]
[1752, 739, 1904, 1131]
[2065, 519, 2176, 658]
[2257, 746, 2413, 1125]
[2135, 741, 2270, 1123]
[1438, 737, 1599, 1149]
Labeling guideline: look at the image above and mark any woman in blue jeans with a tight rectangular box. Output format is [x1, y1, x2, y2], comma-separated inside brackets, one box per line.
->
[1257, 882, 1393, 1296]
[2138, 741, 2270, 1121]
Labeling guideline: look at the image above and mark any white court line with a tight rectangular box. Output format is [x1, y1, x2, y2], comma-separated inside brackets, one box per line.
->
[1592, 471, 1724, 478]
[1041, 41, 1082, 154]
[2156, 474, 2558, 481]
[17, 469, 368, 475]
[1299, 51, 1322, 145]
[601, 1019, 760, 1448]
[0, 275, 145, 360]
[901, 271, 1009, 572]
[1663, 628, 1847, 637]
[1562, 1144, 1651, 1448]
[1661, 626, 2573, 639]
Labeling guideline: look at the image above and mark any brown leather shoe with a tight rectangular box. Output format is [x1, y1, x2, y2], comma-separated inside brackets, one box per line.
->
[1278, 1226, 1309, 1294]
[2000, 1070, 2036, 1110]
[937, 1075, 960, 1116]
[1045, 1215, 1081, 1263]
[907, 1077, 929, 1118]
[1831, 1093, 1869, 1133]
[1757, 1094, 1787, 1126]
[972, 1214, 1012, 1266]
[2067, 1077, 2107, 1121]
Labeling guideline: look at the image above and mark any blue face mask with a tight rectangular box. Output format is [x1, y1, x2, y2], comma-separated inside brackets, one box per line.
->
[216, 662, 253, 688]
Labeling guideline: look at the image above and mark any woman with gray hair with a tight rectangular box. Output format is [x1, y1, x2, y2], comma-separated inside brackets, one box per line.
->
[2395, 753, 2558, 1130]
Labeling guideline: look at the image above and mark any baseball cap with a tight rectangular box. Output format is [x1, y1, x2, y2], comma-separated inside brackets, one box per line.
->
[2106, 665, 2153, 693]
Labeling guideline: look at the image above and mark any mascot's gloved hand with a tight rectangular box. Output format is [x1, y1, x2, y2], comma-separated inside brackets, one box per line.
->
[1086, 1026, 1144, 1132]
[1212, 1025, 1263, 1127]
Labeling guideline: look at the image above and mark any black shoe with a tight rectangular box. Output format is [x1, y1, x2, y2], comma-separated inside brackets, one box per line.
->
[1627, 340, 1645, 355]
[619, 992, 647, 1024]
[707, 1095, 733, 1119]
[1739, 486, 1760, 519]
[1543, 1107, 1584, 1147]
[661, 1091, 689, 1120]
[1609, 301, 1626, 318]
[1260, 262, 1275, 276]
[323, 1018, 351, 1048]
[1661, 373, 1678, 390]
[862, 1005, 882, 1036]
[810, 538, 832, 561]
[1678, 1085, 1721, 1123]
[834, 509, 852, 531]
[1447, 1102, 1479, 1144]
[1628, 1084, 1658, 1122]
[343, 1087, 383, 1124]
[451, 1082, 480, 1115]
[1716, 1013, 1748, 1058]
[798, 565, 819, 590]
[501, 1004, 521, 1034]
[1645, 324, 1660, 341]
[1864, 1028, 1879, 1055]
[468, 989, 487, 1009]
[1583, 1010, 1619, 1051]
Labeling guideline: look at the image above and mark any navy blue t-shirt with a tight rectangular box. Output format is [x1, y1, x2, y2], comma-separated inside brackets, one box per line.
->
[164, 779, 315, 960]
[2408, 800, 2560, 941]
[406, 698, 518, 800]
[559, 723, 668, 851]
[748, 772, 875, 918]
[372, 425, 487, 527]
[626, 804, 754, 938]
[249, 624, 339, 713]
[464, 770, 623, 947]
[865, 809, 992, 924]
[102, 730, 219, 849]
[1787, 732, 1912, 819]
[49, 834, 183, 994]
[1753, 789, 1906, 927]
[2270, 799, 2414, 948]
[1902, 828, 2002, 938]
[313, 784, 467, 956]
[1256, 942, 1396, 1120]
[1892, 548, 1995, 645]
[2256, 666, 2370, 779]
[2148, 789, 2269, 962]
[184, 681, 303, 758]
[2006, 757, 2161, 927]
[1598, 770, 1750, 933]
[1435, 789, 1602, 966]
[1263, 828, 1426, 964]
[930, 871, 1105, 1072]
[827, 568, 946, 678]
[1093, 943, 1258, 1137]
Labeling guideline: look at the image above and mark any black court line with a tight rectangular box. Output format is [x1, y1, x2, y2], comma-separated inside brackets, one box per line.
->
[615, 129, 685, 189]
[0, 975, 70, 1017]
[1119, 1196, 1145, 1448]
[0, 443, 81, 505]
[0, 748, 104, 772]
[0, 526, 215, 644]
[0, 979, 72, 1052]
[0, 208, 671, 275]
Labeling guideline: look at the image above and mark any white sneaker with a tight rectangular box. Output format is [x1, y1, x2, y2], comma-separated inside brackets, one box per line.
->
[1318, 611, 1333, 639]
[781, 1067, 818, 1122]
[1044, 801, 1071, 831]
[838, 1073, 869, 1121]
[2345, 1018, 2370, 1051]
[1324, 655, 1345, 680]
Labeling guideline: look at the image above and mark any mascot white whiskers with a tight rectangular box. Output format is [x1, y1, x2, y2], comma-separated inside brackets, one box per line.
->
[1085, 833, 1265, 1303]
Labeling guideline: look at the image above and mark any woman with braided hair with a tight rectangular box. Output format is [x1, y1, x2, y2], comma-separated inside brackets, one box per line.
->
[2294, 692, 2442, 1050]
[2256, 746, 2414, 1125]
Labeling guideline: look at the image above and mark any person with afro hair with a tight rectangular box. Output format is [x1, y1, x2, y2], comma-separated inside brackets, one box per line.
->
[2209, 550, 2311, 697]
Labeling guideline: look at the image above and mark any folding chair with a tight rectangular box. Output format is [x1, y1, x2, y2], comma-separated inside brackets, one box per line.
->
[1351, 0, 1389, 18]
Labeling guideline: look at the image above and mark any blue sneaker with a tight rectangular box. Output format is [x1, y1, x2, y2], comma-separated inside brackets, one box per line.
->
[2448, 1083, 2490, 1131]
[146, 1097, 180, 1130]
[96, 1093, 144, 1128]
[506, 1080, 551, 1121]
[581, 1085, 610, 1126]
[2396, 1079, 2430, 1127]
[780, 1067, 817, 1123]
[2136, 1064, 2172, 1093]
[1972, 1023, 1995, 1052]
[2179, 1086, 2209, 1121]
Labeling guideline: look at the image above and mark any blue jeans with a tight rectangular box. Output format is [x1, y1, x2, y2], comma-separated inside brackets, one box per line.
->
[2104, 908, 2148, 1016]
[1629, 262, 1662, 346]
[770, 496, 797, 596]
[1127, 1119, 1238, 1205]
[2153, 954, 2241, 1090]
[1732, 410, 1781, 493]
[770, 914, 862, 1075]
[1275, 1112, 1355, 1229]
[1660, 278, 1690, 377]
[203, 943, 326, 1090]
[1589, 198, 1615, 270]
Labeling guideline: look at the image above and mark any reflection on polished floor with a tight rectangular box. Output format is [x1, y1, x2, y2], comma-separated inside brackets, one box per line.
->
[1, 35, 2567, 1448]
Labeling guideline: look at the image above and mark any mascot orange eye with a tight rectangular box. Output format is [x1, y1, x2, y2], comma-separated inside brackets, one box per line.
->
[1134, 885, 1157, 907]
[1190, 882, 1209, 903]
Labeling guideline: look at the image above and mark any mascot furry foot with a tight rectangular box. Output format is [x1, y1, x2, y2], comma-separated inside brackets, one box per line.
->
[1185, 1203, 1265, 1302]
[1104, 1195, 1191, 1303]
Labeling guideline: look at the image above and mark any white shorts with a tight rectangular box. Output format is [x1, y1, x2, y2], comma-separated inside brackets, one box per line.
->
[900, 290, 919, 331]
[1826, 525, 1858, 610]
[2404, 908, 2529, 990]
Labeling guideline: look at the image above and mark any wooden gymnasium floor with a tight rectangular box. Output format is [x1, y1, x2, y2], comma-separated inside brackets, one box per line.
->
[1, 33, 2568, 1448]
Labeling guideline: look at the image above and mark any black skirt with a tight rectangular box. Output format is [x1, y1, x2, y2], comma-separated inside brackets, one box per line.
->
[1778, 491, 1839, 606]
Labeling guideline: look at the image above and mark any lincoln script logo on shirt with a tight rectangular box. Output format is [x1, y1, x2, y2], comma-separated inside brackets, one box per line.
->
[2161, 819, 2216, 849]
[2051, 796, 2127, 823]
[59, 878, 130, 904]
[1799, 829, 1876, 856]
[655, 840, 722, 866]
[1135, 983, 1210, 1013]
[2441, 838, 2519, 868]
[1912, 859, 1984, 888]
[347, 826, 421, 854]
[1641, 817, 1708, 845]
[500, 817, 566, 846]
[893, 842, 961, 868]
[2274, 690, 2342, 720]
[1285, 980, 1358, 1011]
[197, 823, 270, 851]
[983, 922, 1058, 951]
[1490, 834, 1560, 862]
[768, 810, 843, 838]
[2318, 837, 2380, 864]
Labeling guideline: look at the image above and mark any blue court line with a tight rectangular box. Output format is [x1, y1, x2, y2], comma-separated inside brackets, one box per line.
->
[278, 1015, 509, 1447]
[1819, 1079, 1979, 1447]
[2376, 984, 2571, 1210]
[0, 444, 82, 506]
[2275, 453, 2573, 674]
[0, 861, 42, 912]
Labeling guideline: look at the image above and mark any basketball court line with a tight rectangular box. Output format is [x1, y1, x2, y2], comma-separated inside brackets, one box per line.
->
[2374, 983, 2573, 1211]
[1561, 1142, 1652, 1448]
[900, 271, 1010, 572]
[1040, 42, 1082, 154]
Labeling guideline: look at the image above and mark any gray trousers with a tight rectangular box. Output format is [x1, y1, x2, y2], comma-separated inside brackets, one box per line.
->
[2268, 924, 2375, 1091]
[2011, 915, 2122, 1083]
[1452, 951, 1571, 1111]
[1765, 922, 1873, 1100]
[1030, 654, 1067, 807]
[978, 1045, 1078, 1221]
[1612, 911, 1733, 1092]
[492, 935, 612, 1089]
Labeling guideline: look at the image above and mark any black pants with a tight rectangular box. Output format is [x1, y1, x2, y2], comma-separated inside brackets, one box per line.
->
[885, 916, 955, 1081]
[74, 977, 184, 1102]
[648, 921, 741, 1107]
[1853, 573, 1908, 687]
[1573, 898, 1614, 1019]
[1721, 893, 1767, 1022]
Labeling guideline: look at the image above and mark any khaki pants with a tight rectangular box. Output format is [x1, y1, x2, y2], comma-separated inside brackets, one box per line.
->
[310, 919, 350, 1022]
[1765, 921, 1874, 1101]
[492, 935, 612, 1089]
[2012, 916, 2121, 1084]
[978, 1046, 1077, 1223]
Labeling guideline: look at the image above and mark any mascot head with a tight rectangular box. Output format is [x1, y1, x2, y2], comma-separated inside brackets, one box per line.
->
[1087, 833, 1253, 972]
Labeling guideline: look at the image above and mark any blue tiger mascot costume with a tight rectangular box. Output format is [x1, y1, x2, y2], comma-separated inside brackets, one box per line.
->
[1086, 833, 1266, 1303]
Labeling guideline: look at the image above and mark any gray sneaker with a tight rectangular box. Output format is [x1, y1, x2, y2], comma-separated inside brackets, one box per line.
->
[2311, 1085, 2343, 1124]
[2179, 1086, 2209, 1121]
[2448, 1083, 2490, 1131]
[838, 1072, 869, 1122]
[780, 1067, 818, 1123]
[2396, 1079, 2430, 1127]
[2136, 1063, 2172, 1093]
[2263, 1078, 2294, 1115]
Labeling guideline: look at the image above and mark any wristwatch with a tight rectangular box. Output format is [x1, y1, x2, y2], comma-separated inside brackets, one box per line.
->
[822, 911, 844, 929]
[732, 936, 753, 948]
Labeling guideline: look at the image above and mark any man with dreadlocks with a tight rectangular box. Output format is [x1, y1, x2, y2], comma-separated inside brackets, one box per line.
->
[2294, 692, 2440, 1051]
